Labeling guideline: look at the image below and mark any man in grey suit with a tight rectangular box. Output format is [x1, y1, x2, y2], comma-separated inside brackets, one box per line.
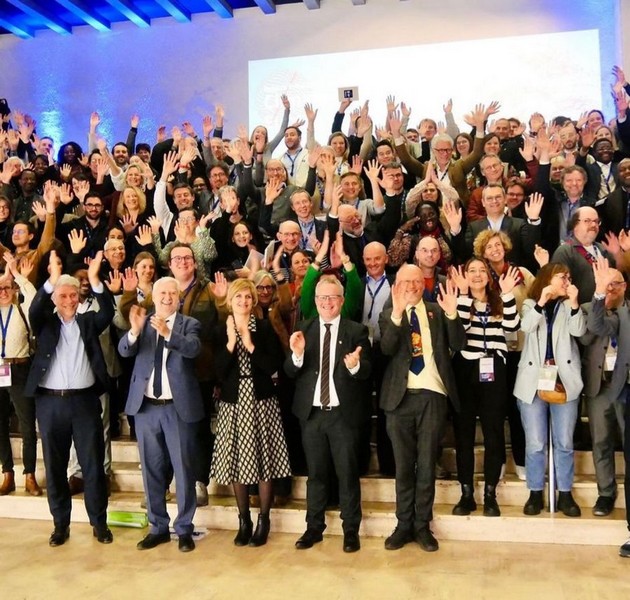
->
[379, 264, 465, 552]
[581, 263, 628, 517]
[119, 277, 203, 553]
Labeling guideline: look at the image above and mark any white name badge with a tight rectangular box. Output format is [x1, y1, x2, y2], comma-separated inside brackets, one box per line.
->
[479, 356, 495, 382]
[0, 363, 11, 387]
[538, 364, 558, 391]
[605, 350, 617, 372]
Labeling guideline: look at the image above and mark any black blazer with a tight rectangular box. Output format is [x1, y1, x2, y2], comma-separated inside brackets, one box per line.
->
[598, 185, 630, 237]
[214, 318, 283, 404]
[26, 286, 114, 397]
[378, 302, 465, 412]
[284, 317, 372, 426]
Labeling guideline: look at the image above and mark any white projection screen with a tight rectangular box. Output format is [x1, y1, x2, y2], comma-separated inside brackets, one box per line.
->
[249, 29, 603, 149]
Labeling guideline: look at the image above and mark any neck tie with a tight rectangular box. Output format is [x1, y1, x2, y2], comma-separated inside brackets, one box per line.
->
[409, 307, 425, 375]
[320, 323, 332, 407]
[153, 334, 165, 398]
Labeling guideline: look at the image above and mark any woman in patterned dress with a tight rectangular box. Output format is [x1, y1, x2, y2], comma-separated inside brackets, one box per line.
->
[211, 279, 291, 547]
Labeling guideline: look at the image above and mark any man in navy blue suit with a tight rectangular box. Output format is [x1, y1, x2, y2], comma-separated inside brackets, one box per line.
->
[119, 276, 203, 553]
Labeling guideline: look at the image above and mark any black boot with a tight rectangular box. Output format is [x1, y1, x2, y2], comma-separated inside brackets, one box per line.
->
[234, 513, 253, 546]
[557, 491, 581, 517]
[249, 513, 270, 547]
[483, 484, 501, 517]
[523, 490, 544, 516]
[452, 484, 477, 516]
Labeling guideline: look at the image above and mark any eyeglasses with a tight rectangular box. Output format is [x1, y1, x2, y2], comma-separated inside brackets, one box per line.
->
[607, 281, 626, 288]
[84, 203, 103, 209]
[12, 230, 28, 236]
[434, 148, 452, 153]
[577, 218, 601, 226]
[506, 192, 524, 198]
[170, 255, 194, 264]
[316, 295, 342, 301]
[484, 163, 503, 171]
[0, 286, 13, 292]
[256, 285, 274, 292]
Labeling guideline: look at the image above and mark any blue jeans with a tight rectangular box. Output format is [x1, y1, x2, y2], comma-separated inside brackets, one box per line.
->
[517, 396, 578, 492]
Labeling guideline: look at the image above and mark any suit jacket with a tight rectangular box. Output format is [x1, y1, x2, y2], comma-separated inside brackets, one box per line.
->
[214, 318, 283, 403]
[598, 185, 630, 237]
[451, 215, 540, 267]
[25, 285, 113, 397]
[581, 298, 630, 402]
[513, 299, 586, 404]
[118, 312, 204, 423]
[284, 317, 372, 426]
[378, 303, 466, 412]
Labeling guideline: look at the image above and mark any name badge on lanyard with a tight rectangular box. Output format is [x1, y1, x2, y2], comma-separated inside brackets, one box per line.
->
[0, 363, 10, 387]
[538, 363, 558, 391]
[606, 337, 618, 371]
[479, 356, 495, 382]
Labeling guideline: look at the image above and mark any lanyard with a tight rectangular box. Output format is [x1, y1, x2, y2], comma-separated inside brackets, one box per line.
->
[285, 152, 299, 178]
[0, 305, 13, 359]
[300, 219, 315, 249]
[211, 196, 220, 212]
[545, 302, 561, 362]
[366, 275, 387, 319]
[476, 305, 490, 352]
[179, 278, 197, 310]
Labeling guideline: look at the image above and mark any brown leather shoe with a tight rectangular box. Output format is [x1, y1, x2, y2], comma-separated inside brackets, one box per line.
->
[0, 471, 15, 495]
[25, 473, 42, 497]
[68, 475, 84, 496]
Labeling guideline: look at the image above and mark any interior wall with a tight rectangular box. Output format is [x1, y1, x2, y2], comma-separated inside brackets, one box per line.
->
[0, 0, 621, 149]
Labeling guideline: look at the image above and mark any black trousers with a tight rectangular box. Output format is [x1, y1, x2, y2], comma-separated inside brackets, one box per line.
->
[452, 354, 507, 487]
[301, 407, 361, 534]
[36, 389, 108, 529]
[386, 389, 447, 533]
[505, 351, 526, 467]
[0, 362, 36, 474]
[624, 385, 630, 529]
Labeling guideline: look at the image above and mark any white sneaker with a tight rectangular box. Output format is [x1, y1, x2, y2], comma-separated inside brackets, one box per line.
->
[515, 465, 527, 481]
[195, 481, 208, 507]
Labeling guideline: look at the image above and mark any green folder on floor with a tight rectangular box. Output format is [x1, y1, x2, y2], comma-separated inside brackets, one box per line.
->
[107, 511, 148, 528]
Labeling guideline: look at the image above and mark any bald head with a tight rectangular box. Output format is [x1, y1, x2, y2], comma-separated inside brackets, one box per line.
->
[277, 220, 301, 251]
[415, 236, 440, 269]
[363, 242, 388, 279]
[396, 264, 425, 306]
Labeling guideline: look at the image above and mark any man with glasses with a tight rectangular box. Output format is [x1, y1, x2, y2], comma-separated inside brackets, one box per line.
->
[445, 184, 542, 269]
[59, 191, 108, 261]
[552, 206, 614, 303]
[581, 259, 628, 520]
[285, 275, 371, 553]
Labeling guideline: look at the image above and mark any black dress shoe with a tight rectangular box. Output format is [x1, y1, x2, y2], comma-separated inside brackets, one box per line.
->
[49, 527, 70, 547]
[384, 527, 414, 550]
[343, 531, 360, 553]
[592, 495, 615, 517]
[415, 528, 439, 552]
[137, 532, 171, 550]
[178, 534, 195, 553]
[93, 526, 113, 544]
[523, 490, 544, 516]
[295, 528, 323, 549]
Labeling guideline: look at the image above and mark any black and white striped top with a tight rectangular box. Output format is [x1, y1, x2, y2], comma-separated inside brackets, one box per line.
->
[457, 292, 520, 362]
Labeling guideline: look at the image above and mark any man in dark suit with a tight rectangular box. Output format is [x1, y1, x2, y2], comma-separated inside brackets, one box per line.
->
[445, 184, 542, 270]
[119, 276, 203, 553]
[379, 264, 465, 552]
[26, 250, 113, 547]
[598, 158, 630, 236]
[285, 275, 372, 553]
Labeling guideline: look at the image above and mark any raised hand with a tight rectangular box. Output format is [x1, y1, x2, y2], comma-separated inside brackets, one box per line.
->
[388, 110, 403, 137]
[289, 331, 306, 357]
[356, 115, 373, 138]
[135, 224, 153, 246]
[59, 163, 72, 181]
[121, 267, 138, 292]
[289, 118, 306, 130]
[89, 111, 100, 131]
[386, 95, 398, 115]
[529, 112, 545, 134]
[120, 213, 137, 235]
[580, 125, 595, 150]
[363, 159, 381, 182]
[59, 182, 73, 205]
[499, 265, 520, 294]
[18, 255, 34, 280]
[400, 101, 412, 119]
[106, 269, 123, 294]
[130, 114, 140, 129]
[171, 126, 182, 147]
[281, 94, 290, 110]
[533, 244, 549, 268]
[448, 265, 469, 295]
[209, 271, 228, 299]
[343, 346, 362, 370]
[442, 199, 462, 233]
[349, 155, 363, 175]
[602, 231, 621, 257]
[161, 150, 179, 181]
[68, 229, 87, 254]
[619, 229, 630, 252]
[524, 192, 544, 221]
[182, 121, 197, 138]
[146, 215, 162, 235]
[308, 144, 323, 169]
[519, 135, 535, 162]
[437, 279, 459, 315]
[202, 115, 214, 139]
[129, 305, 147, 337]
[156, 125, 166, 143]
[265, 177, 283, 205]
[150, 313, 170, 337]
[339, 98, 352, 113]
[485, 101, 501, 118]
[567, 283, 579, 308]
[75, 179, 90, 203]
[592, 255, 615, 294]
[48, 251, 62, 285]
[304, 102, 318, 123]
[443, 98, 453, 114]
[315, 229, 330, 265]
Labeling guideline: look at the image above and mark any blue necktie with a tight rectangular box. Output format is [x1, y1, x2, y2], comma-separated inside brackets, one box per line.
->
[409, 307, 425, 375]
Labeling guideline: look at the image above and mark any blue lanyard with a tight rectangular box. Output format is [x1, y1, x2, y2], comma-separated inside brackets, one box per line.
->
[366, 275, 387, 319]
[545, 302, 561, 362]
[300, 219, 315, 249]
[285, 152, 298, 177]
[0, 305, 13, 359]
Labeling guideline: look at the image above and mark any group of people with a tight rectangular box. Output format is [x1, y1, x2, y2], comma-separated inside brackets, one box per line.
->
[1, 73, 630, 557]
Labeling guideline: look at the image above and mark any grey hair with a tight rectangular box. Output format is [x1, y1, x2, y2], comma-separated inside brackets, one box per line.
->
[153, 276, 181, 295]
[53, 275, 80, 292]
[315, 275, 344, 296]
[430, 133, 454, 150]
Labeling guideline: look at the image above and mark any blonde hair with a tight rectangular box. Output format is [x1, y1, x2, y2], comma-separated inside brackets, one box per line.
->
[117, 185, 147, 218]
[227, 278, 258, 311]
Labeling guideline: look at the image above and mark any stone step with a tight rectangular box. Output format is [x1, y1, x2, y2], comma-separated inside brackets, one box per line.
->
[10, 458, 626, 510]
[0, 491, 625, 547]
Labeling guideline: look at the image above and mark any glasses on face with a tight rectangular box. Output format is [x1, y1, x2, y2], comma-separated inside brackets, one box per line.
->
[84, 203, 102, 209]
[434, 148, 452, 153]
[316, 295, 342, 302]
[577, 218, 601, 226]
[608, 281, 626, 288]
[256, 285, 274, 292]
[0, 286, 13, 293]
[12, 229, 28, 236]
[506, 192, 524, 198]
[484, 163, 502, 171]
[170, 255, 194, 264]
